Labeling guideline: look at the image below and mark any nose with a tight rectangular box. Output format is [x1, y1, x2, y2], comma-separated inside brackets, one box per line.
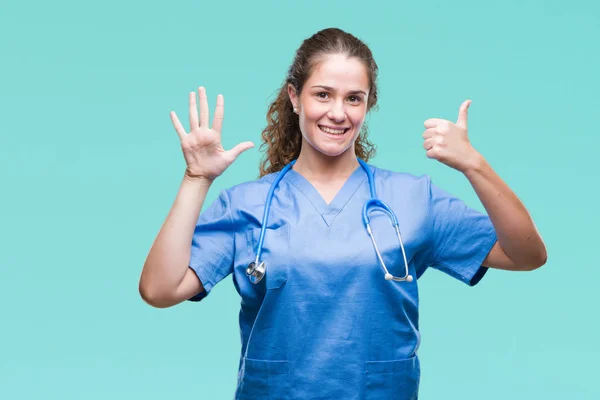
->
[327, 100, 346, 122]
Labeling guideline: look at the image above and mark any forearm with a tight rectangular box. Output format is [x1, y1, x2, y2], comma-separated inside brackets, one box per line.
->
[139, 175, 213, 302]
[463, 154, 547, 270]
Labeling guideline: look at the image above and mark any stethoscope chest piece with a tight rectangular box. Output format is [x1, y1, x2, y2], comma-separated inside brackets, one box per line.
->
[246, 261, 266, 284]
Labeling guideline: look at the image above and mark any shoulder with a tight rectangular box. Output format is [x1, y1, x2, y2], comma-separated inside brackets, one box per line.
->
[365, 164, 434, 206]
[369, 164, 431, 191]
[218, 172, 279, 209]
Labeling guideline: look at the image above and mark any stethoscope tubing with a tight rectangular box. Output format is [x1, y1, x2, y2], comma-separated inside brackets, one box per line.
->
[247, 158, 412, 283]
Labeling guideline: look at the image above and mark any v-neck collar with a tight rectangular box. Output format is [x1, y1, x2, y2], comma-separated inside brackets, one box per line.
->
[283, 164, 368, 227]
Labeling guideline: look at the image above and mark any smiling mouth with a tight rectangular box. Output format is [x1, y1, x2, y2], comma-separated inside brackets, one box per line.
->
[318, 125, 350, 135]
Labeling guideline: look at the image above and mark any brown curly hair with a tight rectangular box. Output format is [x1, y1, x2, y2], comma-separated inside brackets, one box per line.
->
[259, 28, 379, 177]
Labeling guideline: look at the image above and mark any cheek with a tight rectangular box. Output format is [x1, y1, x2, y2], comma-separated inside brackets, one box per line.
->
[349, 109, 366, 128]
[299, 108, 324, 134]
[302, 102, 327, 122]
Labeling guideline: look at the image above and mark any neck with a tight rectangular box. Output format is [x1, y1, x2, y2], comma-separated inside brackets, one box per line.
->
[293, 143, 360, 182]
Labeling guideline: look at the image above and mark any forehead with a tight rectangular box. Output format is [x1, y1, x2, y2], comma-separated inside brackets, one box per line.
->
[305, 54, 369, 92]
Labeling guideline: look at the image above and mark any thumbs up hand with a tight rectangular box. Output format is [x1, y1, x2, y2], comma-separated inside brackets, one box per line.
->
[422, 100, 482, 173]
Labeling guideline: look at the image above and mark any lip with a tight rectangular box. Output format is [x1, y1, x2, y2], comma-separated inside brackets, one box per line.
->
[318, 125, 350, 139]
[319, 124, 351, 131]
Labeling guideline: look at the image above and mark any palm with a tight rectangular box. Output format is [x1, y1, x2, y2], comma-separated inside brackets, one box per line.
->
[170, 87, 254, 181]
[181, 125, 229, 179]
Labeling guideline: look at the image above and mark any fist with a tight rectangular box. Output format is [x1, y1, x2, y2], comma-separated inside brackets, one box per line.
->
[422, 100, 481, 173]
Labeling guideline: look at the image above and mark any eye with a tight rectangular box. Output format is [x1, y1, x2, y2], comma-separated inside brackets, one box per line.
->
[316, 92, 329, 99]
[348, 95, 362, 103]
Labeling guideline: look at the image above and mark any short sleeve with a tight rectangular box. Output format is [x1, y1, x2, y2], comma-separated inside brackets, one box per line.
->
[427, 177, 498, 286]
[187, 190, 235, 302]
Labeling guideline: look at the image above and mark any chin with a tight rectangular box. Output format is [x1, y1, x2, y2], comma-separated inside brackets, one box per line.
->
[309, 140, 354, 158]
[321, 145, 351, 157]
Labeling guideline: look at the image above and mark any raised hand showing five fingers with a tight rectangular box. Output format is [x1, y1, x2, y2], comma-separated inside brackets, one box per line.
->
[422, 100, 481, 173]
[170, 86, 254, 182]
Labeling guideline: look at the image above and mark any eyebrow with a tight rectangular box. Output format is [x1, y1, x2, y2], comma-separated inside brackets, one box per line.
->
[311, 85, 367, 96]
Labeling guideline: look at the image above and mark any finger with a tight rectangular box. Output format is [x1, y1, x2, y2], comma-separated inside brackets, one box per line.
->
[422, 128, 436, 139]
[170, 111, 187, 141]
[426, 147, 440, 159]
[423, 137, 436, 151]
[212, 94, 224, 133]
[226, 141, 255, 161]
[456, 99, 471, 127]
[189, 91, 199, 130]
[199, 86, 210, 128]
[424, 118, 445, 129]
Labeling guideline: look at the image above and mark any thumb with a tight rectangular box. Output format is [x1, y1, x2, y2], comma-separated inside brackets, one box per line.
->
[456, 99, 471, 128]
[227, 141, 255, 161]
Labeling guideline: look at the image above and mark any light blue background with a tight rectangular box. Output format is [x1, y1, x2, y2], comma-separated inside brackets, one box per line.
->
[1, 0, 598, 398]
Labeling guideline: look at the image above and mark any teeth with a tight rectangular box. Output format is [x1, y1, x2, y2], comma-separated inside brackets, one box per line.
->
[320, 126, 346, 135]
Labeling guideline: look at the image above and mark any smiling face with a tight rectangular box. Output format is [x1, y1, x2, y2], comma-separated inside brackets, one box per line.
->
[288, 53, 370, 160]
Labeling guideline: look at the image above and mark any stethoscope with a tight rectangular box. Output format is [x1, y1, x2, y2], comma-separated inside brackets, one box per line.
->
[246, 158, 413, 284]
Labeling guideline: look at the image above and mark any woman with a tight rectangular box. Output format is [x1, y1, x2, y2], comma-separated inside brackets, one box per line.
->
[139, 28, 546, 400]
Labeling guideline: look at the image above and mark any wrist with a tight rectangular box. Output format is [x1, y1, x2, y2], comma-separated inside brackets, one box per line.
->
[462, 151, 487, 177]
[183, 172, 214, 187]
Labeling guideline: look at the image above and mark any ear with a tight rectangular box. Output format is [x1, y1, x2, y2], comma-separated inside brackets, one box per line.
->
[287, 84, 298, 109]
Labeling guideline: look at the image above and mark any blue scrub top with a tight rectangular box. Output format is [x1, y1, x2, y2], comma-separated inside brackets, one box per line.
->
[188, 163, 497, 400]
